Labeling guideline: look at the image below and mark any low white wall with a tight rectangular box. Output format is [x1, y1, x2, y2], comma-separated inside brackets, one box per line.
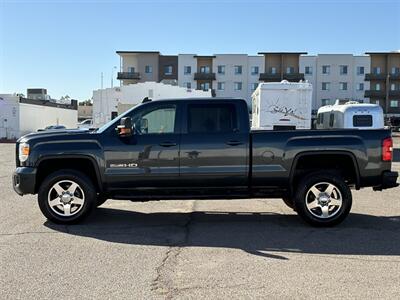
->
[92, 82, 211, 127]
[19, 103, 78, 135]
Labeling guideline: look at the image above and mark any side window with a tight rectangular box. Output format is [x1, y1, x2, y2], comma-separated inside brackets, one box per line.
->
[187, 104, 237, 133]
[329, 113, 334, 127]
[133, 105, 176, 134]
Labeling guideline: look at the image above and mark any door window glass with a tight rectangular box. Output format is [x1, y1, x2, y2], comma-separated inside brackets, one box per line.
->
[188, 104, 237, 133]
[133, 106, 176, 134]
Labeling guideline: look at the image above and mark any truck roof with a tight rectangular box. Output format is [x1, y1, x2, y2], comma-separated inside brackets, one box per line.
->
[147, 97, 247, 103]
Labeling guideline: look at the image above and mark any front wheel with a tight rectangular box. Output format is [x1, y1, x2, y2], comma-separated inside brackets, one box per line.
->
[294, 171, 352, 227]
[38, 170, 97, 224]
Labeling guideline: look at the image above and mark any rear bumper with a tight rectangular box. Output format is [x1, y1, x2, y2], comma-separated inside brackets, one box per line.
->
[373, 171, 399, 191]
[13, 167, 37, 195]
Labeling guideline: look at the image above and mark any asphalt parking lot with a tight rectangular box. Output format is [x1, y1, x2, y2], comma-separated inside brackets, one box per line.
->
[1, 140, 400, 299]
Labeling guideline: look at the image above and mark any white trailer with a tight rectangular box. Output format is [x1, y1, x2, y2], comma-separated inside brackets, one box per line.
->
[316, 100, 384, 130]
[251, 81, 312, 130]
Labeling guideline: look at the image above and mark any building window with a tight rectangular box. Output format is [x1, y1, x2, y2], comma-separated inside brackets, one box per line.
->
[373, 67, 381, 74]
[218, 65, 225, 74]
[185, 82, 191, 89]
[339, 65, 348, 75]
[251, 66, 259, 75]
[251, 83, 258, 90]
[234, 65, 242, 75]
[374, 100, 381, 106]
[391, 83, 396, 91]
[217, 82, 225, 91]
[322, 65, 330, 74]
[128, 67, 135, 73]
[164, 65, 173, 75]
[184, 66, 191, 75]
[390, 100, 399, 107]
[305, 66, 312, 75]
[357, 66, 365, 75]
[286, 67, 294, 74]
[200, 66, 210, 74]
[321, 99, 331, 106]
[376, 83, 381, 91]
[339, 82, 348, 90]
[200, 82, 210, 91]
[270, 67, 277, 74]
[357, 83, 364, 91]
[145, 65, 153, 74]
[392, 67, 400, 74]
[234, 82, 242, 90]
[322, 82, 330, 91]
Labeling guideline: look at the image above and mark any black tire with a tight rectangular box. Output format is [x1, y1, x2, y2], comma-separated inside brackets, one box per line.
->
[282, 197, 296, 211]
[293, 171, 352, 227]
[38, 169, 97, 224]
[96, 194, 108, 207]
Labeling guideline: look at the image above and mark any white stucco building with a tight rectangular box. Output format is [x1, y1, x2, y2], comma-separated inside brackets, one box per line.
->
[300, 54, 370, 112]
[0, 94, 78, 139]
[92, 82, 211, 127]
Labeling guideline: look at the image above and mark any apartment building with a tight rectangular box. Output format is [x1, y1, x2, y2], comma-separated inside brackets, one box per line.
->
[300, 54, 370, 112]
[116, 51, 178, 85]
[365, 51, 400, 116]
[117, 51, 372, 111]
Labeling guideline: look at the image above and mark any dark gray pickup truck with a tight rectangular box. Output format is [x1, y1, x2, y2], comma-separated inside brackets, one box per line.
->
[13, 98, 398, 226]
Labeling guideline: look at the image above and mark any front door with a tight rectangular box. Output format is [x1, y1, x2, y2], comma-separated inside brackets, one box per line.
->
[103, 102, 180, 191]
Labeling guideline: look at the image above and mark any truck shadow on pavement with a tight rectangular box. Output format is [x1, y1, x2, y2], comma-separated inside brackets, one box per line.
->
[45, 208, 400, 260]
[393, 148, 400, 162]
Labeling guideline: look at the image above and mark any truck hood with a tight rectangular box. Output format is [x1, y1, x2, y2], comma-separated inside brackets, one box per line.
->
[17, 128, 96, 143]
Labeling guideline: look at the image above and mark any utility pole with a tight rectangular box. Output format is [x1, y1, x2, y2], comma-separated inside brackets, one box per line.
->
[111, 66, 117, 88]
[101, 72, 104, 89]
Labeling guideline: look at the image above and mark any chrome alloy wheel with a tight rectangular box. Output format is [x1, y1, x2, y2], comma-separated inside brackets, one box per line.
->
[305, 182, 343, 219]
[47, 180, 85, 217]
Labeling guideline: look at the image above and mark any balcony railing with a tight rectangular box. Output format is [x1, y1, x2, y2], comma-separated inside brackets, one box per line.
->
[364, 90, 386, 97]
[117, 72, 141, 80]
[390, 73, 400, 80]
[365, 73, 387, 81]
[259, 73, 304, 82]
[259, 73, 281, 81]
[283, 73, 305, 81]
[194, 72, 216, 80]
[389, 90, 400, 97]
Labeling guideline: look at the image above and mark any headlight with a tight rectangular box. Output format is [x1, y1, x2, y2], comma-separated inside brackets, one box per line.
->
[19, 143, 30, 162]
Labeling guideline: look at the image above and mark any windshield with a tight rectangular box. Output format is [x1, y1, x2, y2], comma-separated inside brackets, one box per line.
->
[96, 103, 141, 133]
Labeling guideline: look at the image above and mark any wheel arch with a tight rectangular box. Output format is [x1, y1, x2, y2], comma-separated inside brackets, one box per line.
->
[34, 155, 103, 193]
[289, 151, 361, 195]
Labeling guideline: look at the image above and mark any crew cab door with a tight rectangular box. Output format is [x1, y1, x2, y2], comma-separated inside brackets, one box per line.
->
[179, 100, 249, 188]
[102, 102, 181, 190]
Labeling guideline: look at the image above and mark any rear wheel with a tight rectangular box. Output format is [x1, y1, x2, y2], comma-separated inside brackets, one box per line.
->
[38, 170, 96, 224]
[294, 171, 352, 226]
[282, 197, 296, 210]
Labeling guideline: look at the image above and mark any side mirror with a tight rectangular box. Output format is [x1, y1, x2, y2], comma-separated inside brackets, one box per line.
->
[140, 118, 148, 133]
[117, 117, 133, 137]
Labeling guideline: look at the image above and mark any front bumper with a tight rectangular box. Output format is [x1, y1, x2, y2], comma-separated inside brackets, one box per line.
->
[13, 167, 37, 195]
[373, 171, 399, 191]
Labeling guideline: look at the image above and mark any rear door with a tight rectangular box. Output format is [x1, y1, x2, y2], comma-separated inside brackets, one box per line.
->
[179, 100, 249, 188]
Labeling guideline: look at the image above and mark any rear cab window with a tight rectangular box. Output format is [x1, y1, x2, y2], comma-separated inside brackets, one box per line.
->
[353, 115, 373, 127]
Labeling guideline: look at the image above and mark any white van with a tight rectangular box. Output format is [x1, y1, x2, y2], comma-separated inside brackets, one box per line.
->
[316, 101, 384, 130]
[251, 81, 313, 130]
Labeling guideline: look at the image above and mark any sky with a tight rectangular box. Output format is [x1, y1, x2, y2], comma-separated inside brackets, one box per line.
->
[1, 0, 399, 101]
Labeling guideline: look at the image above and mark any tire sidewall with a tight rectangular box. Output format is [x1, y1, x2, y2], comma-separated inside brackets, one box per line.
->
[294, 172, 352, 226]
[38, 170, 96, 224]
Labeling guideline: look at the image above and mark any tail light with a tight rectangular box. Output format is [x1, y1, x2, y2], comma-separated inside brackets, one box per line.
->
[382, 137, 393, 161]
